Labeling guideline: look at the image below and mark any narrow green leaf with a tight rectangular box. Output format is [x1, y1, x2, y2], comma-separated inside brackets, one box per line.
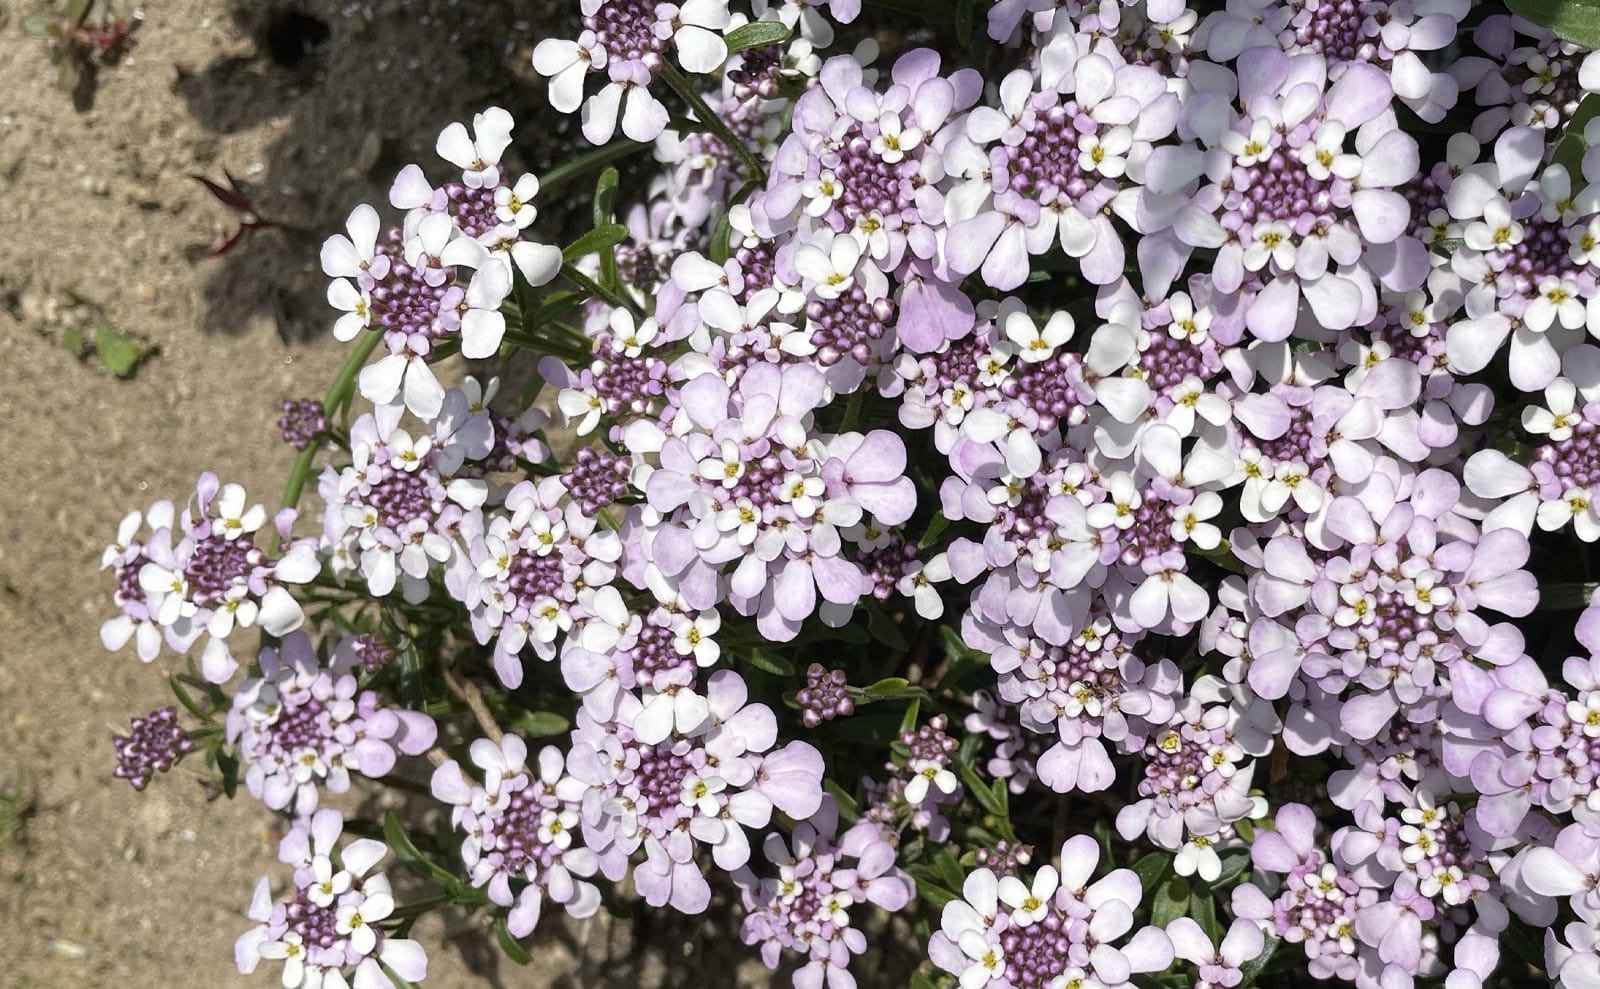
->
[1188, 886, 1222, 943]
[561, 223, 630, 263]
[1506, 0, 1600, 48]
[823, 779, 860, 821]
[1238, 930, 1280, 986]
[22, 14, 56, 36]
[933, 848, 966, 892]
[1538, 582, 1600, 611]
[910, 973, 943, 989]
[1150, 877, 1191, 927]
[1212, 852, 1250, 887]
[381, 968, 418, 989]
[724, 19, 792, 54]
[594, 168, 621, 293]
[955, 762, 1007, 818]
[866, 601, 910, 651]
[538, 140, 649, 197]
[863, 676, 911, 697]
[217, 749, 239, 799]
[382, 809, 459, 886]
[746, 648, 796, 676]
[708, 208, 735, 265]
[990, 779, 1010, 818]
[495, 915, 533, 964]
[56, 57, 79, 94]
[954, 0, 975, 46]
[1131, 852, 1173, 893]
[514, 711, 569, 737]
[918, 512, 952, 549]
[898, 699, 922, 735]
[167, 675, 211, 722]
[706, 179, 758, 265]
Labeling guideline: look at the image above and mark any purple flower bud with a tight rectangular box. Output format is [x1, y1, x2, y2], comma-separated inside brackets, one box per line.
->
[113, 706, 193, 791]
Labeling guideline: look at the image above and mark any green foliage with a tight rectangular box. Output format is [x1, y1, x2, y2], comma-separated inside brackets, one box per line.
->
[723, 19, 792, 54]
[59, 291, 156, 378]
[0, 772, 34, 848]
[1507, 0, 1600, 47]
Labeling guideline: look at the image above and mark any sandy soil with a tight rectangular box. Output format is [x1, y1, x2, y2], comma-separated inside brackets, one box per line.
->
[0, 1, 770, 985]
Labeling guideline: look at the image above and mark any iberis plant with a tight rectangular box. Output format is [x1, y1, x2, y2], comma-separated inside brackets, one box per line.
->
[99, 1, 1600, 988]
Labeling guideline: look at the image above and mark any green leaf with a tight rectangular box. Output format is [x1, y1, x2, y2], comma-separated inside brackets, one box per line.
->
[918, 512, 951, 549]
[1150, 877, 1191, 927]
[723, 19, 792, 54]
[1556, 94, 1600, 175]
[1188, 886, 1222, 944]
[217, 748, 239, 799]
[866, 601, 910, 651]
[168, 675, 211, 722]
[1131, 852, 1173, 893]
[863, 676, 911, 697]
[56, 56, 79, 94]
[513, 711, 569, 737]
[593, 168, 621, 293]
[933, 848, 966, 891]
[954, 0, 976, 46]
[910, 973, 943, 989]
[746, 648, 795, 676]
[94, 323, 154, 378]
[707, 179, 759, 265]
[1538, 582, 1600, 611]
[823, 779, 860, 822]
[495, 915, 533, 964]
[62, 325, 88, 358]
[708, 206, 735, 265]
[1506, 0, 1600, 47]
[1238, 930, 1280, 986]
[22, 14, 57, 36]
[796, 621, 870, 646]
[899, 699, 922, 735]
[1212, 852, 1250, 887]
[956, 761, 1006, 815]
[1192, 538, 1244, 574]
[382, 809, 459, 886]
[538, 140, 649, 197]
[990, 779, 1011, 817]
[917, 881, 958, 910]
[561, 223, 630, 263]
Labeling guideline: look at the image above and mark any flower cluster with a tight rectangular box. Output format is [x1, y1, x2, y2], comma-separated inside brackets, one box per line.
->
[226, 631, 437, 815]
[100, 473, 318, 682]
[431, 735, 602, 937]
[236, 810, 429, 989]
[736, 798, 914, 989]
[112, 706, 192, 791]
[95, 1, 1600, 988]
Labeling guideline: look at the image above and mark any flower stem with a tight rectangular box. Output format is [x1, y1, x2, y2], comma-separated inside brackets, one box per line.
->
[655, 60, 767, 182]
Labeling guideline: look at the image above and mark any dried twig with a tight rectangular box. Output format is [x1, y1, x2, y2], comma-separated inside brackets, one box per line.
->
[441, 667, 503, 745]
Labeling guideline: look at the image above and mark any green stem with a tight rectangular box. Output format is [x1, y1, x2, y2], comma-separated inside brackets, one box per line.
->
[655, 60, 767, 181]
[840, 385, 865, 432]
[561, 263, 642, 318]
